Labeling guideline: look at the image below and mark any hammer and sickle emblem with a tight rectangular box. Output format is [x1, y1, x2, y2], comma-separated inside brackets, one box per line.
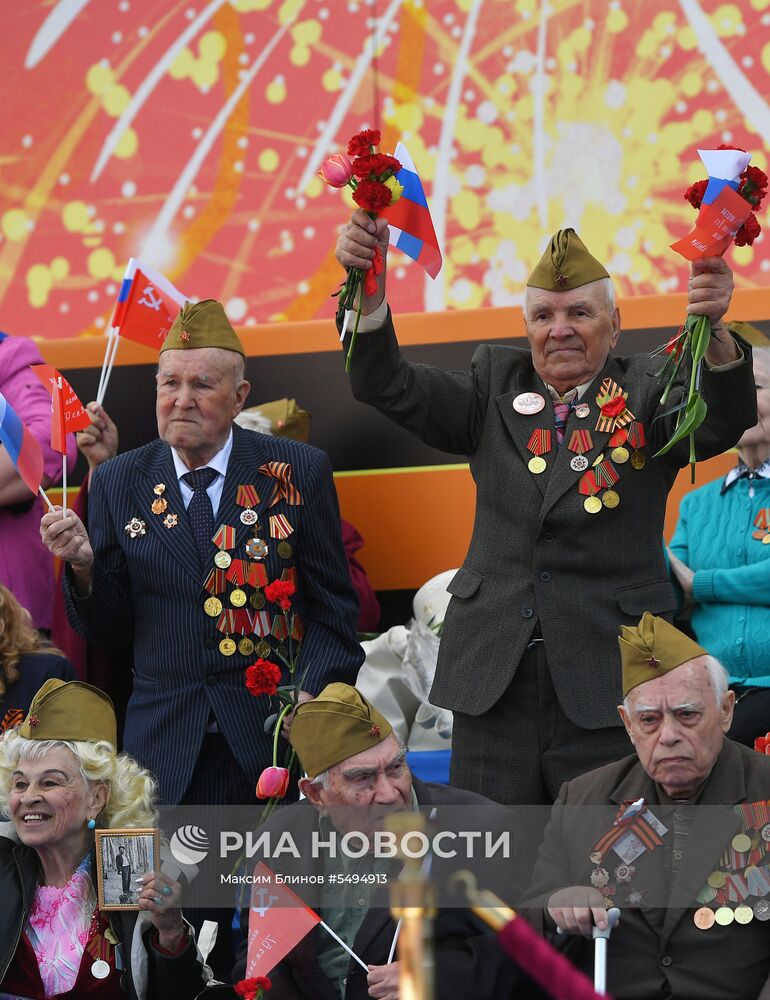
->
[138, 284, 162, 311]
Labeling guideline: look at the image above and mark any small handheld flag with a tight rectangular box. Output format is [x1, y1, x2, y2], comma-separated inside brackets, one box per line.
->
[30, 365, 90, 454]
[382, 142, 442, 279]
[0, 390, 45, 497]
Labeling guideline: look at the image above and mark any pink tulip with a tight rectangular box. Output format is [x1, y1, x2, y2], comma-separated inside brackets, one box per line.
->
[256, 766, 290, 799]
[317, 153, 354, 188]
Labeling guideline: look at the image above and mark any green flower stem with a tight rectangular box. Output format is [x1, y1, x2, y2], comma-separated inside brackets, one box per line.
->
[273, 702, 293, 766]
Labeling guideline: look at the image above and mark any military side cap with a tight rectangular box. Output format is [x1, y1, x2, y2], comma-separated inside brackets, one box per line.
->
[727, 321, 770, 348]
[619, 612, 707, 697]
[527, 228, 609, 291]
[161, 299, 245, 356]
[18, 679, 117, 748]
[239, 398, 311, 442]
[290, 684, 392, 777]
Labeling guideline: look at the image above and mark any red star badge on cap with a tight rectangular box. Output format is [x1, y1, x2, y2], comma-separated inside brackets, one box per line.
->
[557, 273, 568, 288]
[648, 655, 660, 669]
[180, 330, 190, 343]
[369, 725, 380, 737]
[28, 715, 40, 728]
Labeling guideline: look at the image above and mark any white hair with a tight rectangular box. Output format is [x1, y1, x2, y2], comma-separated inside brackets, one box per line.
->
[522, 276, 616, 322]
[623, 654, 729, 713]
[307, 734, 408, 790]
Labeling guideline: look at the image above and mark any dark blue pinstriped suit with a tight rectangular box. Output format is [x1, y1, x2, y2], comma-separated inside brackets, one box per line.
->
[62, 423, 363, 804]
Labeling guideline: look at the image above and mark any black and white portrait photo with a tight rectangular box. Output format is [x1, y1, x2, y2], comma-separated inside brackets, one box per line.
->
[95, 828, 159, 910]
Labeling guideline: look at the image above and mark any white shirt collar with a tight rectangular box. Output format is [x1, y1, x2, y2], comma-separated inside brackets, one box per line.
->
[171, 428, 233, 482]
[722, 456, 770, 492]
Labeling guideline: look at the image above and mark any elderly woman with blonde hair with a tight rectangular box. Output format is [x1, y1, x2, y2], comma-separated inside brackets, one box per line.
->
[0, 679, 210, 998]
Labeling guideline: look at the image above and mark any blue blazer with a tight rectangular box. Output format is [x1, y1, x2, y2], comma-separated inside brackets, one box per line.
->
[63, 424, 363, 803]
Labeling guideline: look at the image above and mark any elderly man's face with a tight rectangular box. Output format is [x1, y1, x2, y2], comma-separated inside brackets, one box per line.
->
[737, 353, 770, 453]
[9, 747, 107, 855]
[525, 280, 620, 394]
[302, 734, 412, 837]
[156, 348, 250, 467]
[618, 658, 735, 799]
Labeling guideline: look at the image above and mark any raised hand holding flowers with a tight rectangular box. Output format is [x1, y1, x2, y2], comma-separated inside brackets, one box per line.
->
[318, 129, 401, 371]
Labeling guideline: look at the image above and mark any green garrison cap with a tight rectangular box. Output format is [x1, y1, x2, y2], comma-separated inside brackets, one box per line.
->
[18, 679, 117, 748]
[161, 299, 245, 356]
[290, 684, 393, 777]
[619, 613, 707, 698]
[527, 229, 610, 291]
[727, 321, 770, 348]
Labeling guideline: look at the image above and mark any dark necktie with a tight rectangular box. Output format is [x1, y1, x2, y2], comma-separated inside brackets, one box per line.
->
[553, 401, 571, 444]
[182, 467, 218, 566]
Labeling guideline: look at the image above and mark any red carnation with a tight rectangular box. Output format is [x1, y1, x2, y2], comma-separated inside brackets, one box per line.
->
[235, 977, 272, 1000]
[245, 659, 282, 697]
[754, 733, 770, 754]
[351, 153, 402, 179]
[683, 179, 708, 209]
[347, 129, 381, 157]
[735, 212, 761, 247]
[353, 179, 393, 213]
[264, 579, 296, 611]
[601, 396, 627, 419]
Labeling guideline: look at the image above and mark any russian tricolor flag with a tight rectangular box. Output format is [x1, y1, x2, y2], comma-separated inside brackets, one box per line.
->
[382, 143, 442, 279]
[0, 390, 44, 495]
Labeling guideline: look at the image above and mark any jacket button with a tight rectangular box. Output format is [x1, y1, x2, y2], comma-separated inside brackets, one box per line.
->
[203, 636, 218, 649]
[543, 532, 555, 543]
[521, 607, 533, 618]
[539, 571, 551, 582]
[661, 956, 672, 968]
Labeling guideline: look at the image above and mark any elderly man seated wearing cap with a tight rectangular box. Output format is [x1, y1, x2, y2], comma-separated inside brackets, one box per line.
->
[232, 684, 547, 1000]
[40, 299, 362, 810]
[336, 212, 755, 808]
[0, 679, 210, 998]
[524, 613, 770, 1000]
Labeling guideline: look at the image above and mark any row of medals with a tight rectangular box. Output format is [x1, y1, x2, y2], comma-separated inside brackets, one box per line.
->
[693, 829, 770, 930]
[528, 436, 644, 513]
[204, 504, 290, 659]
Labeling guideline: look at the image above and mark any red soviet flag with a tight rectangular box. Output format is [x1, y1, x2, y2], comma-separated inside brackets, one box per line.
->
[246, 862, 321, 977]
[30, 364, 90, 454]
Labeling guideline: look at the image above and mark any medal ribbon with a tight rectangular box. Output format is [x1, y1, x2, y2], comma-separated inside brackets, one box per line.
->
[252, 611, 272, 636]
[216, 609, 238, 635]
[281, 567, 297, 586]
[212, 524, 236, 550]
[755, 510, 770, 531]
[594, 461, 620, 488]
[626, 421, 646, 449]
[526, 429, 552, 456]
[595, 377, 635, 433]
[567, 429, 593, 455]
[247, 562, 268, 589]
[292, 614, 305, 641]
[269, 514, 294, 539]
[203, 569, 227, 595]
[258, 462, 303, 507]
[591, 799, 664, 859]
[86, 913, 113, 965]
[578, 470, 599, 496]
[236, 484, 260, 509]
[609, 428, 629, 447]
[226, 559, 248, 586]
[234, 609, 253, 634]
[272, 615, 289, 640]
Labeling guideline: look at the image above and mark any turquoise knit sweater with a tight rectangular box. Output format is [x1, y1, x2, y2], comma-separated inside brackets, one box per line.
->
[670, 474, 770, 687]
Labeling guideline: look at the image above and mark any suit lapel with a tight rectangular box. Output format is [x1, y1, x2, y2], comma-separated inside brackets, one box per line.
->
[495, 361, 554, 499]
[131, 444, 201, 583]
[215, 424, 273, 553]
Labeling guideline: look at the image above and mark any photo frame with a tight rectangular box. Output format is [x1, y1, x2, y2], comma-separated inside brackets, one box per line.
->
[95, 828, 160, 911]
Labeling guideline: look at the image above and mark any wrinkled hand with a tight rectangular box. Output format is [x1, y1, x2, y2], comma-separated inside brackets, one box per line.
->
[281, 690, 314, 739]
[137, 871, 187, 951]
[40, 506, 93, 573]
[667, 548, 695, 603]
[335, 210, 390, 313]
[687, 257, 733, 326]
[547, 886, 609, 938]
[367, 961, 399, 1000]
[77, 402, 118, 472]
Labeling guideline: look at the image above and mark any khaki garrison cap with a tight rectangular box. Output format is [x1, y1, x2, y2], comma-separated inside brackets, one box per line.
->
[18, 679, 117, 749]
[527, 229, 610, 292]
[618, 612, 707, 698]
[161, 299, 245, 356]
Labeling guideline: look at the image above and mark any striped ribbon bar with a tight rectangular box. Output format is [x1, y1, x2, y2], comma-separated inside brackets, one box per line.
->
[247, 562, 269, 589]
[252, 611, 272, 636]
[234, 609, 253, 634]
[212, 524, 236, 550]
[592, 811, 664, 859]
[595, 377, 635, 433]
[216, 609, 238, 635]
[226, 559, 248, 586]
[292, 614, 305, 641]
[203, 569, 227, 594]
[272, 615, 289, 640]
[594, 461, 620, 488]
[526, 428, 552, 456]
[755, 510, 770, 531]
[281, 567, 297, 585]
[236, 484, 260, 508]
[567, 429, 592, 454]
[259, 461, 303, 507]
[609, 428, 628, 447]
[269, 513, 294, 539]
[578, 469, 599, 495]
[626, 421, 646, 449]
[747, 865, 770, 897]
[725, 874, 750, 903]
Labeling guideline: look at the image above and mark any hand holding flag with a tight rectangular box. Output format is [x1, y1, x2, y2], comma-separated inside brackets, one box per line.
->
[0, 390, 51, 510]
[30, 364, 90, 512]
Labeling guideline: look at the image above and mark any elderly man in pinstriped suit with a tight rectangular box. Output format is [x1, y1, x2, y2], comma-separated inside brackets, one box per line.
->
[40, 300, 363, 808]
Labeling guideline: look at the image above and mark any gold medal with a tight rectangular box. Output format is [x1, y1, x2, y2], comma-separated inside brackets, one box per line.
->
[528, 456, 547, 474]
[151, 497, 168, 515]
[256, 639, 271, 658]
[631, 451, 645, 470]
[693, 907, 715, 930]
[277, 541, 293, 559]
[238, 637, 255, 657]
[204, 596, 223, 617]
[219, 637, 237, 656]
[763, 535, 770, 545]
[707, 871, 727, 889]
[610, 446, 629, 464]
[734, 905, 754, 925]
[602, 489, 620, 509]
[230, 588, 247, 607]
[592, 452, 604, 466]
[584, 496, 602, 514]
[249, 591, 266, 610]
[214, 551, 232, 569]
[714, 906, 734, 926]
[732, 833, 752, 853]
[153, 483, 166, 496]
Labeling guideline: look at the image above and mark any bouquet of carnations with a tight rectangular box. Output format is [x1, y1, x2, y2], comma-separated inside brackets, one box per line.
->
[318, 129, 402, 371]
[655, 145, 767, 481]
[234, 976, 271, 999]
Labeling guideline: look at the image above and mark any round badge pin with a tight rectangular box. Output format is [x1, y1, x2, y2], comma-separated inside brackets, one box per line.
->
[513, 392, 546, 415]
[693, 908, 716, 931]
[734, 905, 754, 925]
[574, 403, 590, 419]
[214, 551, 232, 569]
[754, 900, 770, 921]
[732, 833, 752, 853]
[240, 509, 258, 526]
[714, 906, 735, 926]
[91, 960, 111, 980]
[570, 455, 589, 472]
